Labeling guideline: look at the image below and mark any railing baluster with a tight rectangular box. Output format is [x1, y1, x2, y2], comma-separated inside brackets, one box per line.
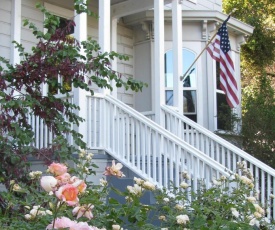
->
[152, 131, 157, 182]
[147, 127, 151, 178]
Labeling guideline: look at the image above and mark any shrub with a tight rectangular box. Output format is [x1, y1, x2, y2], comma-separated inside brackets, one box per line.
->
[0, 152, 274, 230]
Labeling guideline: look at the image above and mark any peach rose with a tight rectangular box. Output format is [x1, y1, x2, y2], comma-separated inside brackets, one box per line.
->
[48, 162, 67, 176]
[70, 176, 87, 194]
[56, 173, 71, 184]
[56, 184, 79, 206]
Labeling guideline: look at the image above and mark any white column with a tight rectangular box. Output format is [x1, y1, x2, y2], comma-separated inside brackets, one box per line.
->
[74, 8, 88, 144]
[154, 0, 165, 125]
[172, 0, 182, 113]
[111, 18, 118, 98]
[99, 0, 111, 95]
[11, 0, 21, 66]
[11, 0, 21, 95]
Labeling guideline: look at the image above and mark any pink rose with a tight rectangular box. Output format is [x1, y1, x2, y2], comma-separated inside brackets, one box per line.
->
[48, 162, 67, 176]
[72, 204, 94, 219]
[46, 217, 96, 230]
[46, 216, 75, 229]
[103, 160, 125, 178]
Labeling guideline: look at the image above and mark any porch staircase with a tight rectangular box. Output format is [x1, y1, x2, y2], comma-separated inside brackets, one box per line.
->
[30, 94, 275, 219]
[86, 94, 275, 219]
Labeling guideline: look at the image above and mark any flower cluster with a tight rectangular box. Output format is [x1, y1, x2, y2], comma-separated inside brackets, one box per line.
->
[125, 177, 156, 198]
[41, 162, 87, 206]
[37, 162, 100, 229]
[29, 170, 43, 179]
[24, 205, 52, 220]
[4, 159, 275, 230]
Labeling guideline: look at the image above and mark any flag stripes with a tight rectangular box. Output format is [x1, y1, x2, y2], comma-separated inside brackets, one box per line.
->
[206, 16, 239, 108]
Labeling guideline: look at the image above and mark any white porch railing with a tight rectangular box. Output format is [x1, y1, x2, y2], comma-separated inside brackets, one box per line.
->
[161, 104, 275, 219]
[26, 93, 275, 219]
[86, 94, 229, 190]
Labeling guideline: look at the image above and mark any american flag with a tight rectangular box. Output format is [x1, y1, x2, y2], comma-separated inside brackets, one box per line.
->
[206, 16, 239, 108]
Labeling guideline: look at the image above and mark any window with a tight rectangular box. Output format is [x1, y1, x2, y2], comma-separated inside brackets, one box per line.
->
[165, 49, 197, 122]
[44, 3, 74, 95]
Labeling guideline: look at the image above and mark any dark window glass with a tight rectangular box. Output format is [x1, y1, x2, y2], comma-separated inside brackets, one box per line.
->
[59, 17, 74, 35]
[183, 90, 196, 113]
[217, 93, 232, 130]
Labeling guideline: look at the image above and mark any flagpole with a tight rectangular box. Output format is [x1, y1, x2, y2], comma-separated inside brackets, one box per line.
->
[179, 32, 217, 81]
[180, 10, 236, 81]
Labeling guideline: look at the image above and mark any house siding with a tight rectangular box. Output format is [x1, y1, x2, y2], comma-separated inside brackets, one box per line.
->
[183, 0, 222, 11]
[0, 0, 12, 61]
[117, 22, 135, 107]
[21, 0, 44, 53]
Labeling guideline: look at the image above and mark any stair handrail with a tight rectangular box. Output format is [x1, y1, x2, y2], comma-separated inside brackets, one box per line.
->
[102, 94, 230, 176]
[161, 104, 275, 177]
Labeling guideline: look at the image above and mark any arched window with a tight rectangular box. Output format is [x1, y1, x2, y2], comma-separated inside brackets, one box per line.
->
[164, 48, 197, 122]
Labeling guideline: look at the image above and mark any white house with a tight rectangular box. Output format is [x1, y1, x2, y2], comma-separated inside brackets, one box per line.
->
[1, 0, 275, 219]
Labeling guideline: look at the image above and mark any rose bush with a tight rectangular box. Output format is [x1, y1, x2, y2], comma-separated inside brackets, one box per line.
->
[0, 151, 274, 229]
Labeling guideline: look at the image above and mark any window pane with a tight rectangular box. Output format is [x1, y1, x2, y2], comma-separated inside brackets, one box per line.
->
[182, 50, 196, 87]
[183, 90, 196, 113]
[217, 93, 232, 130]
[165, 51, 173, 87]
[165, 90, 173, 106]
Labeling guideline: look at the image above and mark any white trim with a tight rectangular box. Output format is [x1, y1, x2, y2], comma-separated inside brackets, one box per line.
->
[187, 0, 197, 4]
[44, 2, 73, 19]
[154, 0, 165, 125]
[99, 0, 111, 95]
[172, 0, 182, 112]
[111, 18, 118, 98]
[11, 0, 21, 66]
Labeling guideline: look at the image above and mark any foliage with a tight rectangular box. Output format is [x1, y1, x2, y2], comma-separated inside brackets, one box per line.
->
[223, 0, 275, 76]
[0, 156, 274, 229]
[242, 76, 275, 168]
[0, 3, 146, 186]
[223, 0, 275, 167]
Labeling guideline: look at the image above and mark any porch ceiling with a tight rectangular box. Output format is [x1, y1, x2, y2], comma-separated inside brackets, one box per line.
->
[111, 0, 172, 18]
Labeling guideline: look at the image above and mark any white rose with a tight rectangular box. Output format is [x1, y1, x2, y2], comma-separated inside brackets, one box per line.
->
[180, 182, 189, 189]
[143, 181, 156, 190]
[24, 214, 32, 220]
[230, 208, 239, 218]
[40, 176, 58, 192]
[176, 214, 189, 225]
[112, 224, 122, 230]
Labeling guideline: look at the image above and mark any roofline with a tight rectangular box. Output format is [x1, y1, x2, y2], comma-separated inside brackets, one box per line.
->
[122, 10, 254, 36]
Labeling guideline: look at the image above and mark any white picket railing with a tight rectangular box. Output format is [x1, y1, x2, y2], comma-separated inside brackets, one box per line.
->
[86, 94, 229, 190]
[161, 104, 275, 219]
